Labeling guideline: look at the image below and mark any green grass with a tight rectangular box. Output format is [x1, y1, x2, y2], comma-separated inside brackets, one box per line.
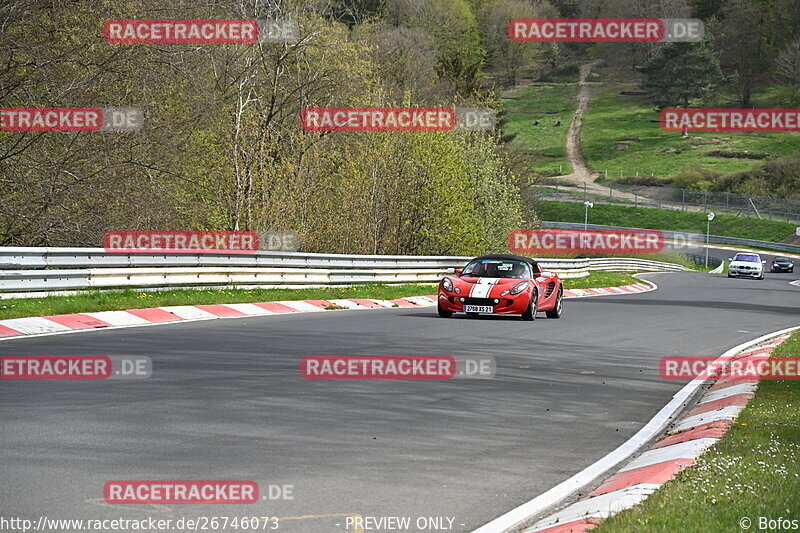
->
[536, 200, 797, 242]
[595, 328, 800, 533]
[561, 271, 639, 289]
[0, 284, 438, 321]
[502, 82, 579, 176]
[582, 88, 800, 181]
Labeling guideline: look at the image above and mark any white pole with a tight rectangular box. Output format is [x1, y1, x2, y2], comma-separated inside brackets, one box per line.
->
[584, 204, 589, 230]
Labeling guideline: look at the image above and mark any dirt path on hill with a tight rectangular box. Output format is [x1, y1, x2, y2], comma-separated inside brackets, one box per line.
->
[556, 61, 639, 201]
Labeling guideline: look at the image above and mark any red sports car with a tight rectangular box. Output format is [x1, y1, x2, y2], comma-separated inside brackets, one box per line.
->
[437, 254, 563, 320]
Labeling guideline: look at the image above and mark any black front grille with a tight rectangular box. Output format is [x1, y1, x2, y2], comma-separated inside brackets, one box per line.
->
[463, 297, 497, 306]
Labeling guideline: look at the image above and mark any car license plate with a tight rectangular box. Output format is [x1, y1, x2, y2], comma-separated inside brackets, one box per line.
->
[464, 305, 493, 313]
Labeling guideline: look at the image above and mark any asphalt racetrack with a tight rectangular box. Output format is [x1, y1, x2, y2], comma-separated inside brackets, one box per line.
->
[1, 251, 798, 533]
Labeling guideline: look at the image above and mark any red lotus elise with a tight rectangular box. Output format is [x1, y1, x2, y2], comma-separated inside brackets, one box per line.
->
[437, 254, 563, 320]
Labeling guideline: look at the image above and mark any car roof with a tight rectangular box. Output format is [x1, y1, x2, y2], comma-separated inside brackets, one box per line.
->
[734, 253, 760, 257]
[469, 254, 539, 267]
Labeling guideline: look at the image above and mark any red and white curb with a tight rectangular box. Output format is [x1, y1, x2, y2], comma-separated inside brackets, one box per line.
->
[562, 282, 653, 298]
[0, 296, 436, 340]
[474, 328, 796, 533]
[0, 282, 655, 341]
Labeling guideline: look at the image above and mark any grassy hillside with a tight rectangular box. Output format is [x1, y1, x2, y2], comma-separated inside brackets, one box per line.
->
[582, 88, 800, 181]
[501, 81, 578, 176]
[536, 200, 796, 242]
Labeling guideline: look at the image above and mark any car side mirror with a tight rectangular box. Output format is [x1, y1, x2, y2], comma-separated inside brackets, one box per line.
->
[762, 261, 766, 264]
[539, 271, 554, 279]
[454, 268, 462, 276]
[727, 258, 732, 261]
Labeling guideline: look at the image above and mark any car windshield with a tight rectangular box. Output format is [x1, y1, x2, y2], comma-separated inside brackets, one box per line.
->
[734, 254, 760, 262]
[461, 259, 532, 279]
[774, 257, 790, 262]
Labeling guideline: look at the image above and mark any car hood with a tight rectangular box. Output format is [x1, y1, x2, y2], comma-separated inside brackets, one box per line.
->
[457, 276, 523, 286]
[456, 277, 527, 297]
[730, 261, 762, 267]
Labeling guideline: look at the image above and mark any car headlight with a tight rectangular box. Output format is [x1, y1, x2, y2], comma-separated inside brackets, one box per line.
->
[510, 281, 529, 295]
[442, 277, 453, 292]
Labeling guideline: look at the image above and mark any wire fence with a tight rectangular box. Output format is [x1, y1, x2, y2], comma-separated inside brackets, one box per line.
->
[538, 182, 800, 223]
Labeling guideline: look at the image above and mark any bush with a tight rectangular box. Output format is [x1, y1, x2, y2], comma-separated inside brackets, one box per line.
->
[672, 164, 723, 191]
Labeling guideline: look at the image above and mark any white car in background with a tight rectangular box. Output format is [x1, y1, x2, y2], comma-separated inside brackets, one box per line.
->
[728, 253, 766, 279]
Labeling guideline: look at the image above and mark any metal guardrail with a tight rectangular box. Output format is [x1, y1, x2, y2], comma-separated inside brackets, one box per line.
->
[0, 248, 691, 297]
[0, 248, 472, 270]
[540, 221, 800, 254]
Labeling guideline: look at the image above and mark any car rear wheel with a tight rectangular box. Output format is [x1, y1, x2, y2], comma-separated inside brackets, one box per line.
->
[437, 302, 453, 318]
[521, 290, 538, 321]
[545, 287, 563, 319]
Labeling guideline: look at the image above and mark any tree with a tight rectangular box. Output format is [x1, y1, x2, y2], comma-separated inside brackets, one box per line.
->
[636, 36, 726, 108]
[387, 0, 486, 94]
[712, 0, 775, 107]
[477, 0, 552, 87]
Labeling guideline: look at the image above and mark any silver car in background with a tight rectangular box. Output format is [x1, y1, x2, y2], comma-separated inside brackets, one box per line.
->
[727, 253, 766, 279]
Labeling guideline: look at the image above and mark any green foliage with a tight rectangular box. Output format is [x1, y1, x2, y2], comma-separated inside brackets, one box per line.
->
[672, 165, 723, 191]
[387, 0, 486, 94]
[636, 37, 727, 109]
[0, 0, 521, 256]
[717, 153, 800, 200]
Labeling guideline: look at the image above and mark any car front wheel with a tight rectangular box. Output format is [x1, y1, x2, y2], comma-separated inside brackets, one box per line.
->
[546, 287, 563, 319]
[437, 302, 453, 318]
[521, 290, 538, 321]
